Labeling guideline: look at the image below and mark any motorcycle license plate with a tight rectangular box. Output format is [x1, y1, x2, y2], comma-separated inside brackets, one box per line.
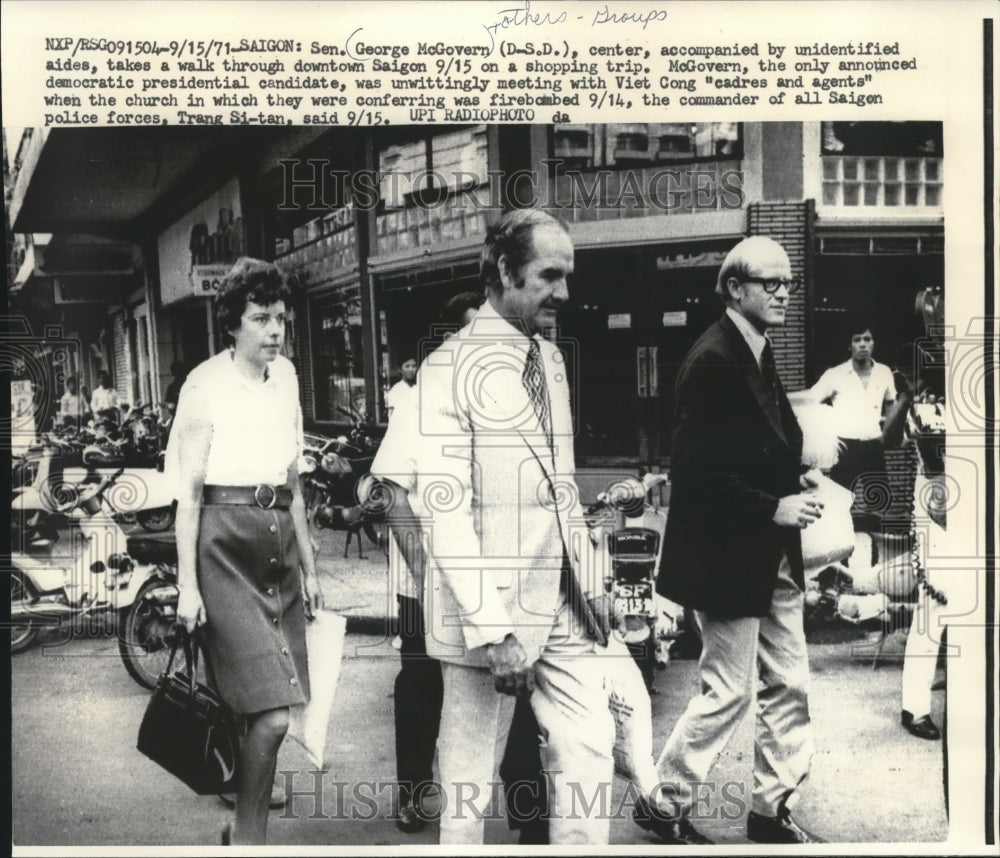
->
[614, 580, 653, 617]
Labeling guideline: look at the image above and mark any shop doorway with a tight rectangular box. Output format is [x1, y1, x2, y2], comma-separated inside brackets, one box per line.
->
[561, 241, 735, 465]
[811, 252, 944, 387]
[376, 264, 480, 418]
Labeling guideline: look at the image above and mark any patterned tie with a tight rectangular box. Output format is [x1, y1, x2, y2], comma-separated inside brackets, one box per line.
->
[522, 338, 552, 447]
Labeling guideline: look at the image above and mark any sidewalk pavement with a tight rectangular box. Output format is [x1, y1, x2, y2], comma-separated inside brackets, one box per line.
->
[313, 524, 396, 633]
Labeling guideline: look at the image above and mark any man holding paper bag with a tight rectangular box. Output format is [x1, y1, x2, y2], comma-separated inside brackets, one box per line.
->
[653, 237, 828, 845]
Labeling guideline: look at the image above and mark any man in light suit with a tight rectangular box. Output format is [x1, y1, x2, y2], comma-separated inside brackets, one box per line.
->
[651, 236, 828, 845]
[412, 209, 619, 844]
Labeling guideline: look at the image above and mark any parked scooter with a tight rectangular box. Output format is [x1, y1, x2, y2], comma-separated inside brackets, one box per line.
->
[115, 531, 179, 689]
[301, 408, 384, 557]
[587, 473, 686, 692]
[10, 467, 172, 656]
[13, 444, 176, 548]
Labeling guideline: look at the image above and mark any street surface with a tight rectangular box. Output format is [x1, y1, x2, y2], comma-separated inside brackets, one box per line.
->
[12, 567, 947, 848]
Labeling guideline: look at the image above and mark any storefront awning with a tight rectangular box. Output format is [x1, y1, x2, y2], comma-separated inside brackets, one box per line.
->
[9, 127, 248, 237]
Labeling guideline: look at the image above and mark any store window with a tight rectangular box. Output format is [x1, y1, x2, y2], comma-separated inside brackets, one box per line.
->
[375, 126, 491, 253]
[551, 123, 741, 169]
[820, 122, 942, 208]
[379, 125, 489, 207]
[309, 284, 366, 421]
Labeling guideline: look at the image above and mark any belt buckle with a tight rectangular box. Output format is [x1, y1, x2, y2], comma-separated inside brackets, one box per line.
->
[253, 484, 277, 510]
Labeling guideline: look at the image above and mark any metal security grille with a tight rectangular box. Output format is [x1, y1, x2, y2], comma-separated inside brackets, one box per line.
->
[111, 309, 129, 396]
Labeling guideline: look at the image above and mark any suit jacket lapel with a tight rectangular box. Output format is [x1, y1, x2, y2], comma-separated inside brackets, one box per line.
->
[718, 315, 789, 446]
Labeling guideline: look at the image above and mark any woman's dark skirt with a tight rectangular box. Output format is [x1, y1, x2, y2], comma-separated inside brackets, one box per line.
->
[197, 504, 310, 715]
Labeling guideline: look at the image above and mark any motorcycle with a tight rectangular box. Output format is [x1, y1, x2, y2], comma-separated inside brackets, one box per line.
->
[12, 404, 176, 546]
[115, 530, 180, 690]
[13, 445, 176, 545]
[301, 408, 384, 558]
[9, 467, 173, 657]
[586, 473, 687, 692]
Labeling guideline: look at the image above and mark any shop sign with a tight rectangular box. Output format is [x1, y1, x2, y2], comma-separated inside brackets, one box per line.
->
[158, 178, 242, 306]
[607, 313, 632, 330]
[656, 250, 729, 270]
[662, 311, 688, 327]
[190, 265, 231, 296]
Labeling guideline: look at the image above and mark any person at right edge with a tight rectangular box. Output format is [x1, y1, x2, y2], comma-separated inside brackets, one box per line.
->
[651, 236, 828, 845]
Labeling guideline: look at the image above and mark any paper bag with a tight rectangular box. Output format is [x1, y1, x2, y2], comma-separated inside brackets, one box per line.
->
[603, 641, 659, 796]
[801, 474, 856, 571]
[288, 609, 347, 770]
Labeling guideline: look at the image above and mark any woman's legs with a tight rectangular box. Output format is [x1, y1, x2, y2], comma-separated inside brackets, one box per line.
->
[232, 706, 290, 845]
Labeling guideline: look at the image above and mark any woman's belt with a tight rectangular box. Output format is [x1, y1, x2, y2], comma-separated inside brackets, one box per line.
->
[203, 484, 293, 510]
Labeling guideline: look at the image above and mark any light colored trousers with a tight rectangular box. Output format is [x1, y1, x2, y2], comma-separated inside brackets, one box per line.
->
[902, 594, 944, 718]
[436, 596, 617, 844]
[657, 561, 814, 818]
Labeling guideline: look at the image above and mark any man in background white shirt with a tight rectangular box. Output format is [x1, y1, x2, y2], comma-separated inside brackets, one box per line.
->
[385, 357, 417, 417]
[809, 323, 896, 525]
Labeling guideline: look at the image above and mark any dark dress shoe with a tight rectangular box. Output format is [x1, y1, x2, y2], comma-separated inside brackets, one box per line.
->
[516, 818, 549, 845]
[633, 796, 714, 845]
[394, 798, 426, 834]
[221, 821, 232, 846]
[747, 809, 826, 844]
[902, 710, 941, 740]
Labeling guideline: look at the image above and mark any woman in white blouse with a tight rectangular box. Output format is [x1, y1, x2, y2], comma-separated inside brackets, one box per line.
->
[173, 258, 322, 845]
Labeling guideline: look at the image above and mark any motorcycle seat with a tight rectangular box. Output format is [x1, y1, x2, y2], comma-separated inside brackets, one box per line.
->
[127, 533, 177, 565]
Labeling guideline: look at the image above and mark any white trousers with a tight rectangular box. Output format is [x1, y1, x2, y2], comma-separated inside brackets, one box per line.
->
[436, 596, 616, 844]
[657, 560, 814, 818]
[902, 595, 943, 718]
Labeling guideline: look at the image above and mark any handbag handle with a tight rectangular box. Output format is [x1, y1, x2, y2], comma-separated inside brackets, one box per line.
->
[162, 627, 203, 699]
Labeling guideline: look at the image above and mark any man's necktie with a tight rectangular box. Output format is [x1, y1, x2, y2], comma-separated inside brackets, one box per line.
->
[760, 340, 780, 412]
[522, 338, 552, 448]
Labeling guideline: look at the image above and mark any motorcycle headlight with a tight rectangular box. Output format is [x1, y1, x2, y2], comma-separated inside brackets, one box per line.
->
[321, 452, 348, 474]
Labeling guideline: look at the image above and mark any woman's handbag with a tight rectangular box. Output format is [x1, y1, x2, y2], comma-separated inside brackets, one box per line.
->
[136, 630, 240, 795]
[800, 473, 856, 571]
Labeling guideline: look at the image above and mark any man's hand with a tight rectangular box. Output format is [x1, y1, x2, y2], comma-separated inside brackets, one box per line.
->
[485, 633, 534, 697]
[587, 592, 614, 642]
[176, 586, 207, 634]
[773, 493, 824, 529]
[302, 571, 324, 620]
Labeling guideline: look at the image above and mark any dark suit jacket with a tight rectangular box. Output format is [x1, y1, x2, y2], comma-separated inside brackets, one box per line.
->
[657, 313, 805, 617]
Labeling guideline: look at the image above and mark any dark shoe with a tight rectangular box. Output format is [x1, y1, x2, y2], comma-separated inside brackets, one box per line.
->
[633, 796, 714, 845]
[902, 710, 941, 740]
[747, 809, 826, 844]
[394, 798, 426, 834]
[221, 822, 232, 846]
[516, 818, 549, 845]
[218, 781, 287, 810]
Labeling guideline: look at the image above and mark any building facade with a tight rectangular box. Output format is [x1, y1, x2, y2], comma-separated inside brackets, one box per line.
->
[8, 121, 942, 480]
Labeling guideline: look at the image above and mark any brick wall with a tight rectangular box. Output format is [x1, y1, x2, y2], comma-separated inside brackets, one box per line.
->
[747, 200, 814, 391]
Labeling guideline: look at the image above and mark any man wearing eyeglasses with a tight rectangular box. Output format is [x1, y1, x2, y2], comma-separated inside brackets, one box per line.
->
[647, 236, 828, 845]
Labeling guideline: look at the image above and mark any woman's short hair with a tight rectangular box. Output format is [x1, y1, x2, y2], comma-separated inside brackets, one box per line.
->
[480, 209, 568, 295]
[96, 370, 111, 388]
[215, 257, 293, 344]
